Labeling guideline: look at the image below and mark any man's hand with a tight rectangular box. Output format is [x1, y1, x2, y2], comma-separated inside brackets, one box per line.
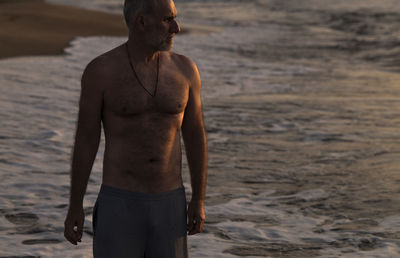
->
[64, 206, 85, 245]
[187, 199, 205, 235]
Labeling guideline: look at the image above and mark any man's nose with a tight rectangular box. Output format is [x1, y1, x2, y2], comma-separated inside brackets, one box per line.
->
[171, 19, 180, 34]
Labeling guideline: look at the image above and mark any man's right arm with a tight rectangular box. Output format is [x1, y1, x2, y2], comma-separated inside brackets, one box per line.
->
[64, 58, 105, 245]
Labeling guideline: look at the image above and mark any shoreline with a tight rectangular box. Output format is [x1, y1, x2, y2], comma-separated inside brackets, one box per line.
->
[0, 0, 128, 59]
[0, 0, 217, 60]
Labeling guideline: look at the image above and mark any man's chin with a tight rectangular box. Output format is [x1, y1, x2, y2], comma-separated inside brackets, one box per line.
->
[158, 42, 173, 51]
[160, 46, 172, 51]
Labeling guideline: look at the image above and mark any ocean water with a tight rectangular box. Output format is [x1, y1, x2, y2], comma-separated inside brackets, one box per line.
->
[1, 0, 400, 257]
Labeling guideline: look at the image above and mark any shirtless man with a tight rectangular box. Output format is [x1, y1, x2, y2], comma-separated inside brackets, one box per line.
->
[63, 0, 207, 256]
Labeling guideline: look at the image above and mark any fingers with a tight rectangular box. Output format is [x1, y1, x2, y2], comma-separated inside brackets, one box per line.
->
[195, 216, 204, 233]
[187, 213, 194, 233]
[77, 219, 84, 242]
[187, 201, 206, 235]
[64, 222, 79, 245]
[64, 219, 84, 245]
[188, 214, 205, 235]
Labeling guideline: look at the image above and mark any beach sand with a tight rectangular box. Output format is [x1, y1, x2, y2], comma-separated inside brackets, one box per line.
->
[0, 0, 128, 59]
[0, 0, 215, 60]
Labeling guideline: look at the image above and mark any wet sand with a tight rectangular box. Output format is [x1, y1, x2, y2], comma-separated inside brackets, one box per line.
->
[0, 0, 128, 59]
[0, 0, 217, 60]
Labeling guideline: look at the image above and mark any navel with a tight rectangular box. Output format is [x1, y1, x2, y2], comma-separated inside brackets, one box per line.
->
[149, 158, 158, 163]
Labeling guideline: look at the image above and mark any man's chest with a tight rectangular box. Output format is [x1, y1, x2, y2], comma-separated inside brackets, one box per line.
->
[103, 68, 189, 116]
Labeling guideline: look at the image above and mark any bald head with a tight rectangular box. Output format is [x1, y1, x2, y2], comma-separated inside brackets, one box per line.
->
[123, 0, 155, 26]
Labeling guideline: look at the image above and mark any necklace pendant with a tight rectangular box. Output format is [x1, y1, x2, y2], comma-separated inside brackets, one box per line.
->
[126, 43, 160, 98]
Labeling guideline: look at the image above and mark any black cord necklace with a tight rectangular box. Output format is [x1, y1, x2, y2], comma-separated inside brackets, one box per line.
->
[125, 42, 160, 97]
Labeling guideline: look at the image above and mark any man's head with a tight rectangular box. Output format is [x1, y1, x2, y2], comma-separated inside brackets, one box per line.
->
[124, 0, 180, 51]
[123, 0, 153, 27]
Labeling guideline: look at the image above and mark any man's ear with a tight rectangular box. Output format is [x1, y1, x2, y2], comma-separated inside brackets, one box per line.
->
[135, 15, 146, 30]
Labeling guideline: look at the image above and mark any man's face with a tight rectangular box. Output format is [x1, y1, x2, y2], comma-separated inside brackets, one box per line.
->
[145, 0, 180, 51]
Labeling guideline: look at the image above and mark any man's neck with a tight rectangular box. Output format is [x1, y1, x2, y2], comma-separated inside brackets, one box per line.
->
[126, 38, 159, 65]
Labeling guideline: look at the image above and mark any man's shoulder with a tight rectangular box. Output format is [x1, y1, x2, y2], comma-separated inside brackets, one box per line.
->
[81, 45, 125, 93]
[167, 51, 197, 67]
[166, 51, 199, 78]
[83, 44, 125, 79]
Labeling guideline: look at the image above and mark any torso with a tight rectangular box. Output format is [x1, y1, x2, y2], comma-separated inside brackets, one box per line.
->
[98, 45, 190, 193]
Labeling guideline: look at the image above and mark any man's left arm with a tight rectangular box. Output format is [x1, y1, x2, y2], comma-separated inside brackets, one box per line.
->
[181, 58, 208, 235]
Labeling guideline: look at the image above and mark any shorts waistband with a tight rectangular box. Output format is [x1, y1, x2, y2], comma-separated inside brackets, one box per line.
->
[99, 184, 186, 200]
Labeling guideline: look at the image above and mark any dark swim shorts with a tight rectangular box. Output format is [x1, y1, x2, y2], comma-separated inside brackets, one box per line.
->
[92, 184, 188, 258]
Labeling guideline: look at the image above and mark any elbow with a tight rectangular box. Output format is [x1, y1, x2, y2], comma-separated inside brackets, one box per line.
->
[182, 124, 206, 141]
[182, 127, 207, 148]
[75, 125, 101, 146]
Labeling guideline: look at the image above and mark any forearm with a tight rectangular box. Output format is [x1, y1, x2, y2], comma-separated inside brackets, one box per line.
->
[69, 128, 100, 210]
[183, 127, 208, 202]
